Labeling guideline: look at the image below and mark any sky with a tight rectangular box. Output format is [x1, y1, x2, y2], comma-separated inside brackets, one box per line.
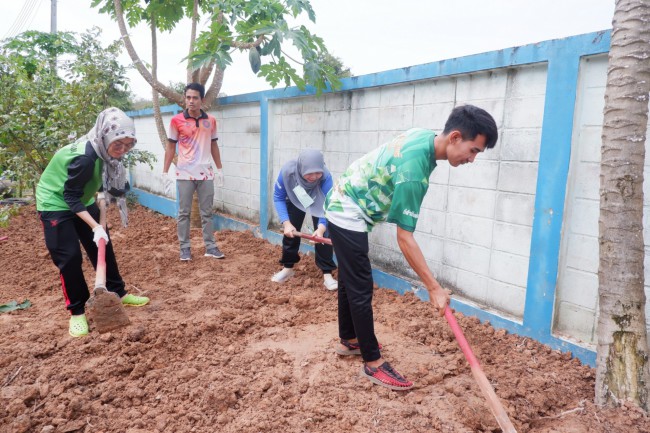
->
[1, 0, 615, 100]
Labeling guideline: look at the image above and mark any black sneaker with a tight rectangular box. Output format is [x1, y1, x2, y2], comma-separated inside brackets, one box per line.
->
[205, 246, 225, 259]
[361, 362, 414, 391]
[180, 248, 191, 261]
[335, 339, 383, 356]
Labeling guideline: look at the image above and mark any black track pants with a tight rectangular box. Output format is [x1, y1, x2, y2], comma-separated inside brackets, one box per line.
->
[328, 222, 380, 362]
[39, 203, 126, 315]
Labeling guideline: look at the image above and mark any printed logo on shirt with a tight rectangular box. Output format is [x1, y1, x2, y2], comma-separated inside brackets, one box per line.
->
[403, 209, 419, 219]
[202, 120, 211, 128]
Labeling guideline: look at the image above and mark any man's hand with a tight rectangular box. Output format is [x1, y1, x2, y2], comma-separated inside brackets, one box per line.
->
[215, 168, 224, 188]
[92, 225, 109, 247]
[163, 172, 174, 196]
[429, 286, 451, 316]
[282, 221, 297, 237]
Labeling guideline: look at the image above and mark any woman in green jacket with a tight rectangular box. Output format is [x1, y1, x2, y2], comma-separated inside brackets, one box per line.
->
[36, 107, 149, 337]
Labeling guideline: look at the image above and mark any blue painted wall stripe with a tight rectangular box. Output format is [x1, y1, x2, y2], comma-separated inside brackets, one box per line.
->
[524, 52, 583, 338]
[259, 97, 270, 236]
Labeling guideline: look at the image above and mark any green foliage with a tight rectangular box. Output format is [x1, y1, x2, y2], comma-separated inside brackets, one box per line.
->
[91, 0, 200, 32]
[0, 28, 140, 193]
[194, 0, 341, 94]
[318, 52, 351, 78]
[0, 205, 21, 228]
[93, 0, 342, 96]
[125, 190, 139, 208]
[123, 149, 157, 171]
[0, 299, 32, 313]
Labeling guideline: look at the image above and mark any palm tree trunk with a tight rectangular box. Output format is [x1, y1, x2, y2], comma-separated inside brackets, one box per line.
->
[596, 0, 650, 411]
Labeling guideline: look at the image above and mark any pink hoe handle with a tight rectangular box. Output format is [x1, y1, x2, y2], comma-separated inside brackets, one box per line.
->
[443, 306, 518, 433]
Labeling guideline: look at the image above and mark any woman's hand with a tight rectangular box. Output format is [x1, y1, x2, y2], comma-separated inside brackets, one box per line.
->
[92, 225, 109, 246]
[282, 221, 297, 237]
[313, 224, 326, 238]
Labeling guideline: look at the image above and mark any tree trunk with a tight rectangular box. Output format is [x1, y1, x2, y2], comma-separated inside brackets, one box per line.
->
[113, 0, 183, 105]
[113, 0, 218, 229]
[150, 16, 168, 150]
[189, 0, 199, 83]
[596, 0, 650, 411]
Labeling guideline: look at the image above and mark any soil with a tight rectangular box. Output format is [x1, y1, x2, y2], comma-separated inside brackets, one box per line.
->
[1, 203, 649, 433]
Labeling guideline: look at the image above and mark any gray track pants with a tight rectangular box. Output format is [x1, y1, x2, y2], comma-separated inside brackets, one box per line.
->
[177, 179, 216, 250]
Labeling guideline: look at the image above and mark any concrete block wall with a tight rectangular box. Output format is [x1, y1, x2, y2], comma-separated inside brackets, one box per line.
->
[266, 65, 546, 319]
[557, 54, 650, 345]
[130, 112, 175, 196]
[214, 103, 261, 221]
[127, 31, 620, 365]
[129, 103, 261, 222]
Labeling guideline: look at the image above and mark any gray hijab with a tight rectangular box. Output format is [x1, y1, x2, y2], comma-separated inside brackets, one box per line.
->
[85, 107, 137, 227]
[281, 149, 329, 218]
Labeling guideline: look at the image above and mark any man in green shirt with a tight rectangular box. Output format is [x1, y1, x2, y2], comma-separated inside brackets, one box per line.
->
[326, 105, 498, 390]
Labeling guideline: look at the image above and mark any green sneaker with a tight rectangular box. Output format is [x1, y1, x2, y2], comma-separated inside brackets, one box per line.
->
[121, 293, 150, 307]
[69, 314, 89, 337]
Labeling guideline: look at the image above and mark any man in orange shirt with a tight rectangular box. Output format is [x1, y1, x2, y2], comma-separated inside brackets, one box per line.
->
[162, 83, 225, 261]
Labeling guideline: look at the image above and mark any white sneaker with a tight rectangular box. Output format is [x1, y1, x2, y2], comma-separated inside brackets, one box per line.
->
[323, 274, 338, 291]
[271, 268, 295, 283]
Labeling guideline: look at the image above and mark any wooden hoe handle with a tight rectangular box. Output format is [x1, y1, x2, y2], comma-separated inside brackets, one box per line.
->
[293, 231, 333, 245]
[444, 307, 517, 433]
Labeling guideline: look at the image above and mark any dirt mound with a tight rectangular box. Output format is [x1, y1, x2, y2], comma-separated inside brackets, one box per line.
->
[1, 204, 648, 432]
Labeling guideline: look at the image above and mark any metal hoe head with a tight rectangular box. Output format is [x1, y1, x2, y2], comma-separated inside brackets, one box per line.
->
[86, 287, 131, 333]
[84, 198, 130, 333]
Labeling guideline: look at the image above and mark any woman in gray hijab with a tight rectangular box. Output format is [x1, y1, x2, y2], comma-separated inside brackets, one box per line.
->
[272, 149, 338, 290]
[36, 107, 150, 337]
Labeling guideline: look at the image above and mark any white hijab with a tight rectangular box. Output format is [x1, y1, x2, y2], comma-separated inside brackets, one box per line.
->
[84, 107, 137, 226]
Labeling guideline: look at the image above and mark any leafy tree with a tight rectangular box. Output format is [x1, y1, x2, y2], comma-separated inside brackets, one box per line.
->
[92, 0, 344, 227]
[0, 28, 154, 196]
[91, 0, 343, 147]
[596, 0, 650, 411]
[317, 52, 351, 78]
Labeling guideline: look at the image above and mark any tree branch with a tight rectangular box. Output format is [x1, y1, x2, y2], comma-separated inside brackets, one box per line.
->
[231, 35, 266, 50]
[198, 60, 215, 86]
[189, 0, 199, 83]
[151, 15, 169, 149]
[112, 0, 182, 105]
[280, 48, 304, 65]
[203, 65, 224, 109]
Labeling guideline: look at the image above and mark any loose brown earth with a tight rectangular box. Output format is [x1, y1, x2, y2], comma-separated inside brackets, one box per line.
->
[1, 203, 649, 433]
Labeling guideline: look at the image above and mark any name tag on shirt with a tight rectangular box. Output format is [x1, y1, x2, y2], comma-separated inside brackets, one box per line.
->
[293, 185, 314, 208]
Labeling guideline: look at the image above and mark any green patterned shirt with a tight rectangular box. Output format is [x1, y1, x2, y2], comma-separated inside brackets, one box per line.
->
[325, 128, 436, 232]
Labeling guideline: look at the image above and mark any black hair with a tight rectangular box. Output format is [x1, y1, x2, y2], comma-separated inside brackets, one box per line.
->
[184, 82, 205, 99]
[442, 105, 498, 149]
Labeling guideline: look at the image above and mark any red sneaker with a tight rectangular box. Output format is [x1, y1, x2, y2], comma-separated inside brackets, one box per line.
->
[361, 362, 414, 391]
